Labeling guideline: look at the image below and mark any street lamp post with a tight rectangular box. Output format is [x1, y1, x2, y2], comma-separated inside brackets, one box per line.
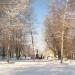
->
[31, 31, 35, 59]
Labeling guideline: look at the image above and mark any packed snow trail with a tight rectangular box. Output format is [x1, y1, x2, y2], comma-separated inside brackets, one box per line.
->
[0, 61, 75, 75]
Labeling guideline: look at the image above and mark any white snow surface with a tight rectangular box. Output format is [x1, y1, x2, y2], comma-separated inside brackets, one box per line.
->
[0, 60, 75, 75]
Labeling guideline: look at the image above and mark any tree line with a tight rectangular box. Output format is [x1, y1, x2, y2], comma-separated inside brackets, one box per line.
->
[0, 0, 34, 62]
[45, 0, 75, 61]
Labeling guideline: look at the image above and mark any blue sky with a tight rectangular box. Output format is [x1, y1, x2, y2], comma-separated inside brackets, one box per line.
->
[32, 0, 48, 52]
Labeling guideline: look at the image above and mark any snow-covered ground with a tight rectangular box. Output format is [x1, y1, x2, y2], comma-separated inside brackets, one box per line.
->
[0, 60, 75, 75]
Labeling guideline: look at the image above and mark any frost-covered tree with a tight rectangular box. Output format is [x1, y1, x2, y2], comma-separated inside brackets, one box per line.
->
[0, 0, 34, 61]
[45, 0, 75, 61]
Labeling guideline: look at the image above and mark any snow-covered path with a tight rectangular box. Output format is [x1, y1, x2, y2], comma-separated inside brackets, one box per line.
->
[0, 61, 75, 75]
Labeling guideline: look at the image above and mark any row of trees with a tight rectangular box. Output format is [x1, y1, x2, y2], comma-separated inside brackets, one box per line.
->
[45, 0, 75, 61]
[0, 0, 34, 62]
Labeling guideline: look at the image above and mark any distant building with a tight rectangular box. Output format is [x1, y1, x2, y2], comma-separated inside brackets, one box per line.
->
[43, 49, 54, 60]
